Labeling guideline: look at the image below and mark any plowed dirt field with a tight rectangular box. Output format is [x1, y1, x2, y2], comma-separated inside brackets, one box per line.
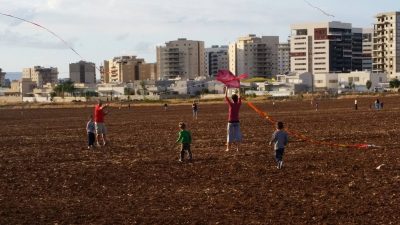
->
[1, 97, 399, 224]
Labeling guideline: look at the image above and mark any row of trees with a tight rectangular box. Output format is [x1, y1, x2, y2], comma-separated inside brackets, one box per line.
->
[51, 80, 97, 99]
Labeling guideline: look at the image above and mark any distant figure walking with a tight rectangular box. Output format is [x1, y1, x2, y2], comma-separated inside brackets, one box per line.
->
[192, 101, 198, 120]
[94, 100, 109, 146]
[225, 88, 242, 151]
[315, 102, 319, 111]
[164, 103, 168, 111]
[354, 99, 358, 110]
[269, 121, 289, 169]
[175, 122, 192, 162]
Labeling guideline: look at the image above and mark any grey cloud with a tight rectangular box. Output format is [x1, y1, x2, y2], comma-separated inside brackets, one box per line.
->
[134, 42, 155, 53]
[115, 33, 131, 41]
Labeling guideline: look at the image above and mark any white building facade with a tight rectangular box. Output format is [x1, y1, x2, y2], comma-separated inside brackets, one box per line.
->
[314, 71, 387, 92]
[290, 21, 363, 75]
[156, 38, 205, 80]
[229, 34, 279, 78]
[373, 12, 400, 78]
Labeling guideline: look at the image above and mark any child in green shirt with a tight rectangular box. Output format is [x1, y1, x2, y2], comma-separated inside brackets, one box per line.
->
[176, 122, 192, 162]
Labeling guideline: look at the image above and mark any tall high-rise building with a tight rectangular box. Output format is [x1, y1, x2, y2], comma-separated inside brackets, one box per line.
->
[290, 21, 362, 75]
[352, 28, 363, 71]
[101, 56, 145, 83]
[69, 61, 96, 84]
[229, 34, 279, 78]
[0, 68, 5, 87]
[373, 12, 400, 78]
[362, 28, 373, 71]
[278, 42, 290, 74]
[156, 38, 205, 80]
[22, 66, 58, 87]
[204, 45, 229, 77]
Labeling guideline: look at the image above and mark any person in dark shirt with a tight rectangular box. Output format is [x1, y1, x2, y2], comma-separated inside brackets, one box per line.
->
[269, 121, 289, 169]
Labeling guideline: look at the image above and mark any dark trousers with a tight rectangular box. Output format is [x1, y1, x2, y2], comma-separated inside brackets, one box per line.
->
[180, 143, 192, 161]
[88, 132, 95, 146]
[275, 148, 285, 162]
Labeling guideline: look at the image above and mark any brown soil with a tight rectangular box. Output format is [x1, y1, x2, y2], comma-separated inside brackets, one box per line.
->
[0, 96, 399, 224]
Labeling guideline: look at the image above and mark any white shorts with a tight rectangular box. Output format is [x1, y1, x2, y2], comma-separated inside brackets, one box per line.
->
[95, 122, 107, 135]
[227, 122, 242, 143]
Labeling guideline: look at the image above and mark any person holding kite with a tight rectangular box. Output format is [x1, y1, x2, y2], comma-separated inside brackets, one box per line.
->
[216, 70, 247, 152]
[225, 88, 242, 151]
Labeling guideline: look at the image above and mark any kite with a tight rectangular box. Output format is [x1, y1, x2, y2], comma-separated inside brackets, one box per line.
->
[0, 12, 84, 59]
[215, 70, 248, 88]
[303, 0, 335, 18]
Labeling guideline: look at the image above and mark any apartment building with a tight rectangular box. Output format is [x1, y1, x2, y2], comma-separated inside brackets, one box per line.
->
[204, 45, 229, 77]
[10, 78, 36, 96]
[0, 68, 5, 87]
[156, 38, 205, 80]
[278, 42, 290, 74]
[101, 56, 145, 83]
[362, 28, 373, 71]
[139, 63, 158, 80]
[22, 66, 58, 87]
[373, 12, 400, 78]
[229, 34, 279, 78]
[290, 21, 363, 75]
[69, 61, 96, 84]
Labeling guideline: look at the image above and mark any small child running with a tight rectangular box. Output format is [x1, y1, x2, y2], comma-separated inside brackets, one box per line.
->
[175, 122, 192, 162]
[269, 121, 288, 169]
[86, 115, 96, 149]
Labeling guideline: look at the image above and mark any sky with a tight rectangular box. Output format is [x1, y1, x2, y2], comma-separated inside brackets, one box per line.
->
[0, 0, 399, 78]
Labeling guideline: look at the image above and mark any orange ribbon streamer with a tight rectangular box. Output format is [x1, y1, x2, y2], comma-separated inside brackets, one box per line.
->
[246, 101, 370, 149]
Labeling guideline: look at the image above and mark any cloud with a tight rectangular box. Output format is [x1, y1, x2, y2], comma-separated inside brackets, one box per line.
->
[115, 33, 131, 41]
[47, 0, 61, 9]
[1, 8, 38, 27]
[0, 29, 76, 50]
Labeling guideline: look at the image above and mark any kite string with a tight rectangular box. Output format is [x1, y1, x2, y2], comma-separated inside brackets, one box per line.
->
[245, 101, 370, 149]
[303, 0, 335, 18]
[0, 12, 84, 59]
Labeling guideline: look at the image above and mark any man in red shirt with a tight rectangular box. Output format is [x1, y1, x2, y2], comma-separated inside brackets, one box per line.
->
[225, 88, 242, 151]
[94, 100, 109, 146]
